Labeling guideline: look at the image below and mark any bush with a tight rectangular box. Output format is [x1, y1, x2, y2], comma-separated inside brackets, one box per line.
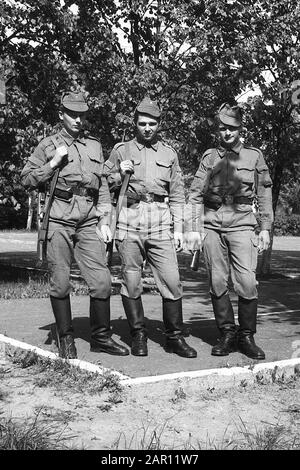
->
[274, 213, 300, 236]
[0, 206, 27, 230]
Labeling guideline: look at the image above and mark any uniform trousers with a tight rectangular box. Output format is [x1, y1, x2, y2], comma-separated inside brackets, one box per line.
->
[203, 228, 258, 300]
[116, 234, 182, 300]
[47, 222, 111, 299]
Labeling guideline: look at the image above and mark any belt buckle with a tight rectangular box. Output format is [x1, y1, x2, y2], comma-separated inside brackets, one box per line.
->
[144, 193, 153, 203]
[224, 195, 233, 205]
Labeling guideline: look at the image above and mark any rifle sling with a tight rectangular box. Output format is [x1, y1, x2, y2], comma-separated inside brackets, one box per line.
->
[39, 134, 64, 235]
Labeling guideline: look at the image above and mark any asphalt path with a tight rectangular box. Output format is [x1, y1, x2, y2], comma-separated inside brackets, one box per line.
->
[0, 232, 300, 378]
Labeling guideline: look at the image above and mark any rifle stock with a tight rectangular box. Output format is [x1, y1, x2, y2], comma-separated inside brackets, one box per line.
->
[190, 250, 201, 271]
[36, 167, 60, 266]
[106, 172, 131, 267]
[37, 228, 47, 266]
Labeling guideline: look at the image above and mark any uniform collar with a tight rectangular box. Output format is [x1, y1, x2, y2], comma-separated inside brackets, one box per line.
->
[218, 140, 243, 157]
[134, 136, 159, 151]
[59, 128, 86, 146]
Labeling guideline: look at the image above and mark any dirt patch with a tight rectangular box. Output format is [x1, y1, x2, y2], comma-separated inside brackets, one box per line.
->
[1, 350, 300, 450]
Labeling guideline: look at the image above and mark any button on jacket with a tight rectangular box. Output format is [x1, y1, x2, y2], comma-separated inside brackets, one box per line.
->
[21, 128, 111, 227]
[104, 137, 185, 239]
[188, 142, 273, 232]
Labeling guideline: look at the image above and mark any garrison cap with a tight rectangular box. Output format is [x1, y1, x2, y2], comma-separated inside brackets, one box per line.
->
[61, 91, 89, 112]
[217, 103, 242, 127]
[135, 97, 161, 118]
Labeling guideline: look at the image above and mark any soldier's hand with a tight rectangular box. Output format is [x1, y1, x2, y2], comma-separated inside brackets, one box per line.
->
[50, 145, 68, 169]
[258, 230, 270, 253]
[174, 231, 183, 252]
[183, 231, 202, 252]
[120, 159, 134, 176]
[96, 224, 112, 244]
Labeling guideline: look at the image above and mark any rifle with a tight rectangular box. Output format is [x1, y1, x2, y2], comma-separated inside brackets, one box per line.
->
[106, 171, 131, 267]
[36, 167, 60, 267]
[190, 249, 201, 271]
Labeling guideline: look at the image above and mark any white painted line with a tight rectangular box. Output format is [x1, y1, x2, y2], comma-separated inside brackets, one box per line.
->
[1, 334, 300, 389]
[256, 309, 300, 317]
[0, 334, 129, 380]
[120, 357, 300, 386]
[189, 309, 300, 323]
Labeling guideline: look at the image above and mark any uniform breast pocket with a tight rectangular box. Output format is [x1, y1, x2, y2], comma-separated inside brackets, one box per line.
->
[236, 165, 255, 184]
[155, 159, 172, 182]
[59, 156, 80, 179]
[131, 158, 142, 180]
[88, 155, 103, 175]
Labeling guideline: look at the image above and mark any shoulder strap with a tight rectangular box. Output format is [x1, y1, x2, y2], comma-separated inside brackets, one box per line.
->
[50, 134, 65, 149]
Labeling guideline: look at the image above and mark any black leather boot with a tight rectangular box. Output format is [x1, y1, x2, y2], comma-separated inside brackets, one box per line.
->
[163, 298, 197, 358]
[122, 296, 148, 356]
[210, 292, 235, 330]
[237, 297, 265, 359]
[50, 295, 77, 359]
[90, 297, 129, 356]
[59, 335, 78, 360]
[237, 331, 265, 360]
[211, 327, 237, 356]
[210, 292, 236, 356]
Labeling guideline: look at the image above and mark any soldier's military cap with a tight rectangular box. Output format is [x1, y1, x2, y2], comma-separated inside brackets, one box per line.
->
[61, 91, 89, 112]
[135, 97, 161, 118]
[217, 103, 242, 127]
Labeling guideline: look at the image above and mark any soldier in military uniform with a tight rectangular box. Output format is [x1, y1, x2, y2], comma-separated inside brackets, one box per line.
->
[104, 97, 197, 358]
[21, 92, 129, 359]
[185, 103, 273, 360]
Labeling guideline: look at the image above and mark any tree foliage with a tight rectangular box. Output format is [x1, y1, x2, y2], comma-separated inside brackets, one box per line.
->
[0, 0, 300, 245]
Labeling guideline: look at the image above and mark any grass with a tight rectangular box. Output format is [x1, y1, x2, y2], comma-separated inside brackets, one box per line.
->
[0, 264, 120, 299]
[113, 419, 173, 450]
[236, 418, 300, 450]
[9, 348, 123, 395]
[0, 408, 75, 450]
[170, 386, 187, 404]
[0, 264, 90, 299]
[112, 418, 300, 451]
[0, 348, 125, 450]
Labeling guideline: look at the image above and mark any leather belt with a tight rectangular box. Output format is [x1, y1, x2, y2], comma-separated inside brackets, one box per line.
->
[125, 191, 166, 206]
[54, 187, 97, 200]
[222, 195, 252, 205]
[204, 195, 253, 210]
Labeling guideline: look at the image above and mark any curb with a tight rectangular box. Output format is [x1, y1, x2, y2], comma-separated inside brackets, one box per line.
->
[0, 334, 130, 380]
[1, 333, 300, 390]
[120, 358, 300, 389]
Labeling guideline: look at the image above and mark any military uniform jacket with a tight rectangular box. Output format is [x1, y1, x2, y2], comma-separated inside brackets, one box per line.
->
[104, 137, 185, 238]
[21, 128, 111, 226]
[188, 141, 273, 232]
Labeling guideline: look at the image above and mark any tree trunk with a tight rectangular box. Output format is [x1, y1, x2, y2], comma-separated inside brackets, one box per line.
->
[258, 143, 285, 275]
[129, 4, 140, 67]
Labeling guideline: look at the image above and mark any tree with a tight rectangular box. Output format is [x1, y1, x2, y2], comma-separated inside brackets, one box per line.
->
[0, 0, 299, 276]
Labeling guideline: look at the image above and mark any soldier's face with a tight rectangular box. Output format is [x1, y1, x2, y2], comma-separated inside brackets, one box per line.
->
[59, 108, 86, 137]
[218, 124, 241, 147]
[136, 114, 159, 142]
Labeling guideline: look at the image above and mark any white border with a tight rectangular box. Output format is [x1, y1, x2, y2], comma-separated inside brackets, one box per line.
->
[0, 334, 129, 380]
[1, 333, 300, 388]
